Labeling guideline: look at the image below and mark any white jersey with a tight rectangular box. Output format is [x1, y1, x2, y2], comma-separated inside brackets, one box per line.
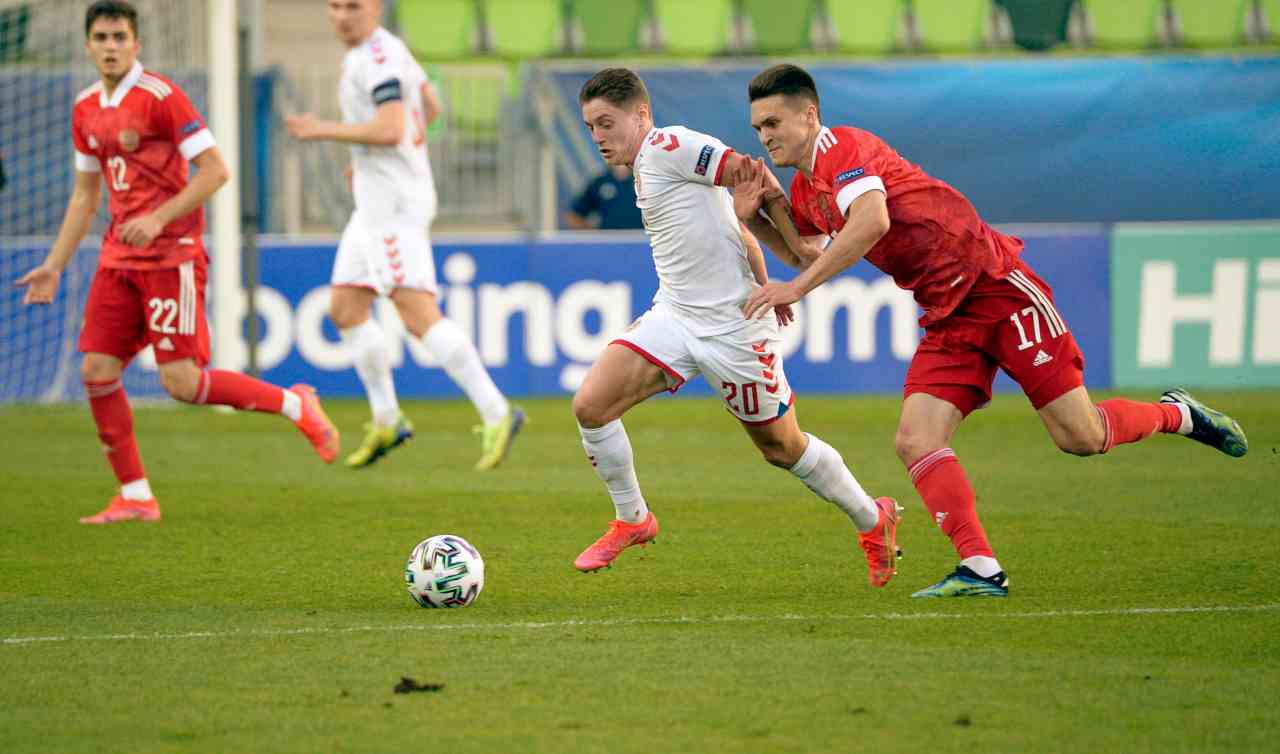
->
[633, 125, 754, 336]
[339, 27, 437, 221]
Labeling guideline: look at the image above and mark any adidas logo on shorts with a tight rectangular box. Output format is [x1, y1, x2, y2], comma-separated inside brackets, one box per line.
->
[1033, 349, 1053, 367]
[157, 336, 175, 351]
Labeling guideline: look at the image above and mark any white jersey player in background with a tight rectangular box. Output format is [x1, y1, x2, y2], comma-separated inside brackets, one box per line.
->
[286, 0, 523, 470]
[570, 68, 902, 587]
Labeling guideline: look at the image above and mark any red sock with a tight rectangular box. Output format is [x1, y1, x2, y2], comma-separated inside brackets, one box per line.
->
[908, 448, 993, 560]
[85, 379, 146, 485]
[194, 369, 285, 414]
[1095, 399, 1182, 453]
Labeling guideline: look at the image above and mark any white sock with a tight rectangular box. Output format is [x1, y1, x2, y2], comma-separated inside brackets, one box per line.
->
[961, 555, 1003, 579]
[1175, 403, 1193, 435]
[280, 390, 302, 422]
[423, 318, 508, 425]
[121, 478, 154, 501]
[579, 419, 648, 523]
[341, 320, 400, 427]
[788, 433, 879, 532]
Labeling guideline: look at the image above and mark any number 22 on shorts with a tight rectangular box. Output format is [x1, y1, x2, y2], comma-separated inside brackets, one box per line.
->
[148, 297, 177, 334]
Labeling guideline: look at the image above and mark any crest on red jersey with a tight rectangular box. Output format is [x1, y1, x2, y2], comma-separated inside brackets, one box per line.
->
[119, 129, 140, 152]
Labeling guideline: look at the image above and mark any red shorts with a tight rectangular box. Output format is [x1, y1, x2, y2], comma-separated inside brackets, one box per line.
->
[904, 260, 1084, 416]
[78, 259, 210, 366]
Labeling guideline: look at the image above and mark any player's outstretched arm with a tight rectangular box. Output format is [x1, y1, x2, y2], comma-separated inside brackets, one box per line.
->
[742, 189, 889, 320]
[119, 147, 230, 247]
[284, 101, 405, 147]
[16, 170, 100, 304]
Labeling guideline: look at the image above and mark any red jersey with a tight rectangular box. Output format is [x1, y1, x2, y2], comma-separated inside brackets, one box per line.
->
[71, 62, 215, 270]
[789, 125, 1022, 327]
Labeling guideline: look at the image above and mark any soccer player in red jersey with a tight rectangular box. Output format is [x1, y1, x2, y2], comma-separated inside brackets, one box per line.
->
[17, 1, 340, 525]
[735, 64, 1248, 597]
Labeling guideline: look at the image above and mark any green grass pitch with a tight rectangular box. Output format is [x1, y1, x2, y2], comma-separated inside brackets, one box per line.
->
[2, 391, 1278, 753]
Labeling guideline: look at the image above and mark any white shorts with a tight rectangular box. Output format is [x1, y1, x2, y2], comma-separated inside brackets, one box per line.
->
[332, 208, 438, 295]
[612, 302, 796, 425]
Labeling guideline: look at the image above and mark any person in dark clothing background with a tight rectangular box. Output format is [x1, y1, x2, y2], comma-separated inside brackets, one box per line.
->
[564, 164, 642, 230]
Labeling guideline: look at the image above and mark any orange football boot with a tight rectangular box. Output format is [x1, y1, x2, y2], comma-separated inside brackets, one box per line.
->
[573, 511, 659, 572]
[289, 384, 340, 463]
[79, 495, 161, 524]
[858, 497, 903, 587]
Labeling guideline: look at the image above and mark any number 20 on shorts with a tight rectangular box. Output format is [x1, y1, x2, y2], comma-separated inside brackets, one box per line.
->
[721, 381, 761, 416]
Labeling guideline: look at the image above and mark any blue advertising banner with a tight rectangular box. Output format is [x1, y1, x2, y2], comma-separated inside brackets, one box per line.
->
[209, 227, 1114, 400]
[0, 228, 1111, 402]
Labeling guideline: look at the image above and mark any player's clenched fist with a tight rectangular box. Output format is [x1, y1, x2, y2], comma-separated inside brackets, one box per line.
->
[15, 264, 60, 305]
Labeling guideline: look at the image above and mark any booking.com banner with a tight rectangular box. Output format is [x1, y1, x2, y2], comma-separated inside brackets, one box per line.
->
[231, 228, 1112, 399]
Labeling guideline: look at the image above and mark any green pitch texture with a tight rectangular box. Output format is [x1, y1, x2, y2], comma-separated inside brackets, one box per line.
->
[2, 393, 1278, 753]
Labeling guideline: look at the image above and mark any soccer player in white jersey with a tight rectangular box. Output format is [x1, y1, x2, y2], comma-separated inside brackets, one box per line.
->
[285, 0, 523, 470]
[570, 68, 902, 587]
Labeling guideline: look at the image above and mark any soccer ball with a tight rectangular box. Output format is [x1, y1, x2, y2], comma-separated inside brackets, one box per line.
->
[404, 535, 485, 608]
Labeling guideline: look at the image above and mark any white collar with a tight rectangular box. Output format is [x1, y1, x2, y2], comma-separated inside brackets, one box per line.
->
[100, 60, 143, 109]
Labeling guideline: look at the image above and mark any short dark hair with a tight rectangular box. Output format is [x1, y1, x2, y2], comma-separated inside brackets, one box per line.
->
[85, 1, 138, 39]
[579, 68, 650, 108]
[748, 64, 820, 115]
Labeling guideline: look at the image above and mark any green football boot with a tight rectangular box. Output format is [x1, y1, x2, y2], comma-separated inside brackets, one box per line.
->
[473, 407, 526, 471]
[911, 565, 1009, 598]
[344, 414, 415, 468]
[1159, 388, 1248, 458]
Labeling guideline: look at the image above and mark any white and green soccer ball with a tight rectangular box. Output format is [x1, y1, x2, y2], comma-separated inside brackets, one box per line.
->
[404, 535, 485, 608]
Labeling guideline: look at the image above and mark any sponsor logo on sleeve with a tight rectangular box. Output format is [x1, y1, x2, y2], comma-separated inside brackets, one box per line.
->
[181, 119, 202, 135]
[694, 144, 715, 176]
[835, 167, 865, 186]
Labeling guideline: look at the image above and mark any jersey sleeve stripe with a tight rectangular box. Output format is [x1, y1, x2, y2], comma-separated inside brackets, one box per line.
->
[74, 150, 100, 173]
[712, 148, 734, 186]
[834, 175, 886, 217]
[136, 81, 170, 101]
[177, 128, 216, 160]
[139, 74, 173, 95]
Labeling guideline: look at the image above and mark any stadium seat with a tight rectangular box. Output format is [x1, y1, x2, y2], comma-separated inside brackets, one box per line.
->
[1170, 0, 1250, 47]
[484, 0, 564, 58]
[742, 0, 818, 53]
[1265, 0, 1280, 41]
[653, 0, 736, 55]
[827, 0, 904, 54]
[997, 0, 1073, 51]
[397, 0, 477, 59]
[1080, 0, 1164, 48]
[912, 0, 992, 51]
[0, 3, 29, 63]
[572, 0, 649, 55]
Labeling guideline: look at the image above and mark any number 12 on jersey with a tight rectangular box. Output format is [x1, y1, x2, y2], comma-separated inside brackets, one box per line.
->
[107, 155, 129, 191]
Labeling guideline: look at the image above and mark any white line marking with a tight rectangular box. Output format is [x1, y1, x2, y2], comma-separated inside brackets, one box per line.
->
[4, 603, 1278, 647]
